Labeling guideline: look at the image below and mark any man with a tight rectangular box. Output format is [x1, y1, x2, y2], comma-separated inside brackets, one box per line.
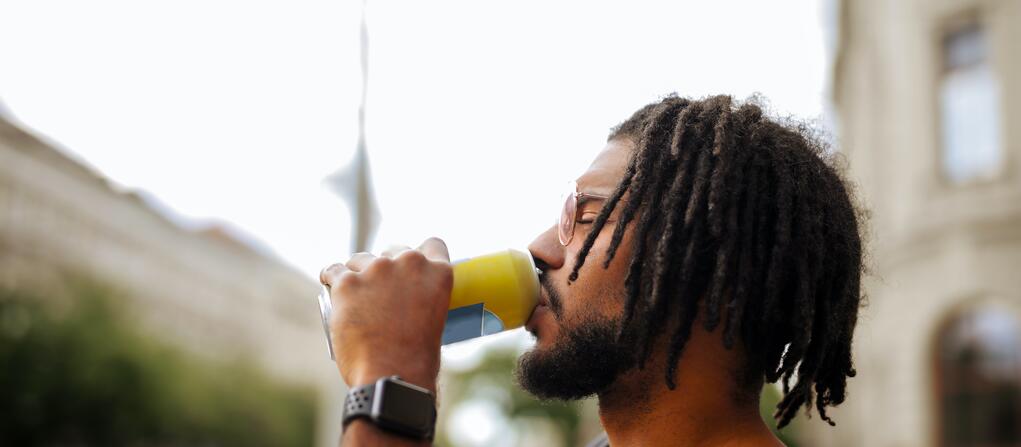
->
[320, 95, 864, 446]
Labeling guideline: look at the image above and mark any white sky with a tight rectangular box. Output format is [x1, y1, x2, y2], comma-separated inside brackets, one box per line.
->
[0, 0, 832, 279]
[1, 2, 833, 442]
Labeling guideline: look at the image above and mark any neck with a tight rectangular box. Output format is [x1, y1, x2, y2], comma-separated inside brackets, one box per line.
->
[596, 329, 782, 447]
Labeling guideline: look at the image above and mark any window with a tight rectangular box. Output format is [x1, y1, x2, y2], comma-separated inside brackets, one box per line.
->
[936, 308, 1021, 447]
[939, 23, 1003, 184]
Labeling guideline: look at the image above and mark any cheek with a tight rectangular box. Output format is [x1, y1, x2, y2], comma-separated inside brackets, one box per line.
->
[563, 248, 630, 320]
[555, 220, 635, 323]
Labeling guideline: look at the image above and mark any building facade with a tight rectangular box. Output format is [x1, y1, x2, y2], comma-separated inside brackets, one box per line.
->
[807, 0, 1021, 445]
[0, 113, 345, 446]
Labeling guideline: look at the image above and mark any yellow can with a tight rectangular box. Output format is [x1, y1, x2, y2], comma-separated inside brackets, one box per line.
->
[317, 249, 540, 359]
[446, 249, 540, 344]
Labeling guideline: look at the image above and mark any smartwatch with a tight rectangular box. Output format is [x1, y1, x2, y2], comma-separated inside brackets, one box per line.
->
[342, 375, 436, 441]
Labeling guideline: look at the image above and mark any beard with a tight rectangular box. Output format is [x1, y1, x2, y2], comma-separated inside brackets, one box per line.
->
[515, 276, 638, 401]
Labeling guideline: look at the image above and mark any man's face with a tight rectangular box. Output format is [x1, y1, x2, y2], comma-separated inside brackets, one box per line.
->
[518, 138, 639, 400]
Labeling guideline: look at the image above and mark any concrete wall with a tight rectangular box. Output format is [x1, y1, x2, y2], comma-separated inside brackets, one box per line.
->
[809, 0, 1021, 445]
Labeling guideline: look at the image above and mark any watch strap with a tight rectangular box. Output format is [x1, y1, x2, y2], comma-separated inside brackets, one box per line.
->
[343, 382, 375, 426]
[342, 377, 435, 441]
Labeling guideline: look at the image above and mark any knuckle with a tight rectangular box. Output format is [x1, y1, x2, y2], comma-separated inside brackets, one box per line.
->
[365, 256, 394, 274]
[398, 249, 427, 265]
[320, 263, 346, 285]
[336, 271, 360, 291]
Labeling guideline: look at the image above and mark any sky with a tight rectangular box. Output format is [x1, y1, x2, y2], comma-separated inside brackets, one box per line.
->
[1, 2, 833, 444]
[0, 0, 834, 278]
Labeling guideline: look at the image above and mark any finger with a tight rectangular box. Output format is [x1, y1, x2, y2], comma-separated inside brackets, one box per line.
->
[319, 263, 349, 287]
[381, 244, 412, 258]
[345, 252, 377, 272]
[417, 237, 450, 263]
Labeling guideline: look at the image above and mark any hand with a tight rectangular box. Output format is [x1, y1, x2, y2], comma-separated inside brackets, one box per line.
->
[319, 238, 453, 392]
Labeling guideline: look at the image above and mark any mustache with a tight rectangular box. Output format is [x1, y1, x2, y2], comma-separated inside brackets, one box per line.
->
[539, 274, 564, 319]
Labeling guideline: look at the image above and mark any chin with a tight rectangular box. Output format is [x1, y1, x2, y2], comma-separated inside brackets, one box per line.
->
[515, 314, 633, 401]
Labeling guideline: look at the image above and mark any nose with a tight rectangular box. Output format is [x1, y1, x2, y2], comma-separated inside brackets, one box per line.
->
[528, 225, 564, 273]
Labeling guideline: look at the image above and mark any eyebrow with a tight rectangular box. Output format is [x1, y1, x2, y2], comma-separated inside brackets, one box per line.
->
[577, 193, 609, 206]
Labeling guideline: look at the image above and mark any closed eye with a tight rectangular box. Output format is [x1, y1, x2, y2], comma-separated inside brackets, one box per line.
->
[578, 216, 616, 225]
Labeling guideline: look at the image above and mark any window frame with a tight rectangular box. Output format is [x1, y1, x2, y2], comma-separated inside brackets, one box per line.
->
[930, 9, 1010, 189]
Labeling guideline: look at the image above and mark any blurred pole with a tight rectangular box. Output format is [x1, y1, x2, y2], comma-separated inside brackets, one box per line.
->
[317, 4, 378, 445]
[326, 0, 380, 254]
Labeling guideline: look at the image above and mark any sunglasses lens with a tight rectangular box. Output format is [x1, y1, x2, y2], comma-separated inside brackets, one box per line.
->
[559, 192, 576, 245]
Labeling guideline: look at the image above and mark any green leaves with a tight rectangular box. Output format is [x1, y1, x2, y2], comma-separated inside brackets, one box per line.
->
[0, 284, 316, 447]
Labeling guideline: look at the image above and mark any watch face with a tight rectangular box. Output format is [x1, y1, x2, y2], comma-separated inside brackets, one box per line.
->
[375, 378, 434, 432]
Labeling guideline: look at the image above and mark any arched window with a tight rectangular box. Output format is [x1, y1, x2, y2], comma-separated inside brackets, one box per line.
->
[936, 308, 1021, 447]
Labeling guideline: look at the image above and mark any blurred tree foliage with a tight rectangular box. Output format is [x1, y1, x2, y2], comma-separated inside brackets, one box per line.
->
[0, 282, 316, 447]
[437, 346, 801, 447]
[437, 346, 587, 447]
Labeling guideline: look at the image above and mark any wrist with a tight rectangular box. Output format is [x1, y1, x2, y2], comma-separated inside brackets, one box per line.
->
[343, 376, 437, 443]
[351, 363, 438, 393]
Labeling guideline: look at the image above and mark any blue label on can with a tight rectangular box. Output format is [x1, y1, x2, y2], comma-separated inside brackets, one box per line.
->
[443, 303, 506, 345]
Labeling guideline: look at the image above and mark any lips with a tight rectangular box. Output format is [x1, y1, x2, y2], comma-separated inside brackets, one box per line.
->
[526, 285, 553, 333]
[525, 304, 548, 334]
[537, 286, 551, 308]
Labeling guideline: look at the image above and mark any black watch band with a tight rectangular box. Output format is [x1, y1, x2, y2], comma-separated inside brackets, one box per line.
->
[343, 381, 377, 422]
[342, 376, 436, 441]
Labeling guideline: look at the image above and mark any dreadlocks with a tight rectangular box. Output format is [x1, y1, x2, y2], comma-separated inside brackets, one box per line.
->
[568, 94, 864, 429]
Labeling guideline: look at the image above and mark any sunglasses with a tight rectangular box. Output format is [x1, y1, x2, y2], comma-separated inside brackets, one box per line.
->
[558, 181, 610, 246]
